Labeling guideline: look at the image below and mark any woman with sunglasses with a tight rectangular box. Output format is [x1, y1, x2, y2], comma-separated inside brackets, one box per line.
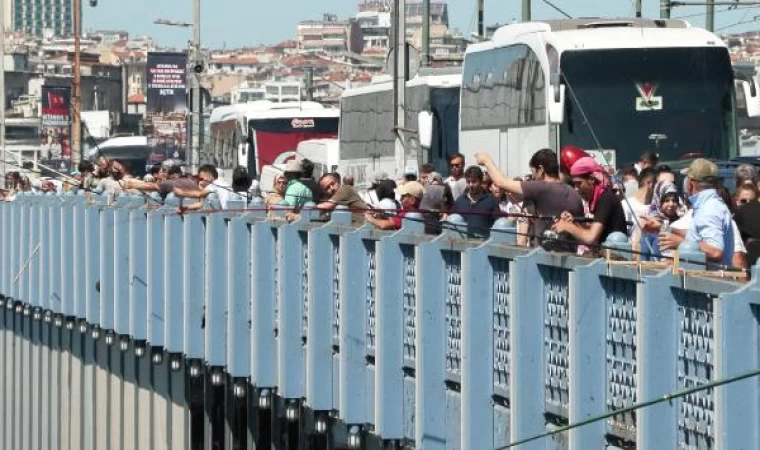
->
[734, 184, 758, 209]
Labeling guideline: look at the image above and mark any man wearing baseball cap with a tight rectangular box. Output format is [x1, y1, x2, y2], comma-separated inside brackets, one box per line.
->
[365, 181, 424, 230]
[661, 158, 734, 266]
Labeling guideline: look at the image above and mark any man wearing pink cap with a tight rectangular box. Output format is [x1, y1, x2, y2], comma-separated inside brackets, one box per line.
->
[552, 156, 627, 246]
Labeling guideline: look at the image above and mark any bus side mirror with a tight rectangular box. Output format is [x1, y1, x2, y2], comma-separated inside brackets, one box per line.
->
[548, 84, 565, 124]
[741, 80, 760, 118]
[418, 111, 434, 149]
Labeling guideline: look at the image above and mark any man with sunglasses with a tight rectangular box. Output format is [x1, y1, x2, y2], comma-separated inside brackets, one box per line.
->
[444, 153, 467, 201]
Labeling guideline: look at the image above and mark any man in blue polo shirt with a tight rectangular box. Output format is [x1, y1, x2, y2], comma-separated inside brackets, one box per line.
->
[661, 158, 734, 267]
[452, 165, 501, 238]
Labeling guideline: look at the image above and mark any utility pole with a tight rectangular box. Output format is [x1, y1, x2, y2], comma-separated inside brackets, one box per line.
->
[190, 0, 201, 173]
[421, 0, 429, 66]
[393, 0, 407, 177]
[706, 0, 715, 31]
[72, 0, 82, 166]
[477, 0, 484, 38]
[661, 0, 671, 18]
[523, 0, 531, 21]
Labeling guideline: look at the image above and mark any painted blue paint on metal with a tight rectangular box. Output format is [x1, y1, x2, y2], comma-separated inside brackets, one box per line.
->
[339, 228, 370, 425]
[250, 220, 277, 388]
[9, 199, 19, 300]
[0, 201, 7, 296]
[129, 204, 148, 340]
[542, 264, 571, 419]
[675, 289, 715, 449]
[462, 244, 493, 450]
[183, 210, 206, 360]
[402, 244, 417, 368]
[28, 197, 41, 309]
[307, 223, 334, 411]
[444, 250, 462, 379]
[603, 275, 638, 442]
[84, 196, 102, 325]
[492, 256, 511, 400]
[277, 223, 306, 399]
[18, 197, 31, 304]
[38, 197, 51, 312]
[113, 197, 135, 335]
[60, 195, 76, 316]
[48, 197, 62, 312]
[568, 260, 607, 448]
[204, 212, 227, 367]
[71, 196, 87, 319]
[511, 250, 548, 450]
[713, 282, 760, 450]
[415, 233, 447, 450]
[375, 226, 408, 439]
[163, 194, 184, 353]
[146, 206, 167, 346]
[98, 202, 115, 330]
[226, 216, 251, 377]
[638, 271, 679, 449]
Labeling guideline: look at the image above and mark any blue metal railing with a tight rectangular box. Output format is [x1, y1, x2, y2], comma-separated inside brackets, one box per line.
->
[0, 191, 758, 450]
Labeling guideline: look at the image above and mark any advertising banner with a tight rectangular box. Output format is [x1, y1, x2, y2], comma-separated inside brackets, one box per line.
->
[40, 85, 72, 172]
[146, 52, 188, 114]
[146, 52, 189, 168]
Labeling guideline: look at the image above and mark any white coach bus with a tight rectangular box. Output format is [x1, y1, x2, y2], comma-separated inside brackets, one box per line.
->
[457, 18, 760, 176]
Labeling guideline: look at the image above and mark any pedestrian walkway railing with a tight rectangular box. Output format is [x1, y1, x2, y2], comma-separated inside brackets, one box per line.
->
[0, 191, 758, 450]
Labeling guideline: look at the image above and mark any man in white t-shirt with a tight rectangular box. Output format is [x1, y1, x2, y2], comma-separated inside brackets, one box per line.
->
[174, 164, 231, 209]
[621, 168, 655, 235]
[444, 153, 467, 201]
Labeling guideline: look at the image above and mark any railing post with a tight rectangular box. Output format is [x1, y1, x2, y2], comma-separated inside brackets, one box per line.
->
[338, 226, 370, 429]
[713, 282, 760, 449]
[204, 206, 228, 449]
[461, 243, 493, 450]
[510, 250, 546, 450]
[567, 260, 606, 448]
[637, 270, 678, 448]
[250, 218, 277, 449]
[414, 232, 447, 450]
[226, 203, 253, 449]
[375, 212, 424, 442]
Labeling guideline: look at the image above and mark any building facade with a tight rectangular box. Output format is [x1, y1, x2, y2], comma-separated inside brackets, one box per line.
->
[297, 13, 364, 56]
[8, 0, 73, 37]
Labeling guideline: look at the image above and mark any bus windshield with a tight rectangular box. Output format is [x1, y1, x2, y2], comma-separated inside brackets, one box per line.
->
[559, 47, 737, 166]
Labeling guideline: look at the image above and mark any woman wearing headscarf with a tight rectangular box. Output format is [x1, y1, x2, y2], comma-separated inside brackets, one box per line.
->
[636, 180, 683, 260]
[552, 156, 628, 246]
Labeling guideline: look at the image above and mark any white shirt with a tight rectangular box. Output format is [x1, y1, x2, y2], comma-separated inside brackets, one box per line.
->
[621, 197, 649, 236]
[207, 179, 231, 209]
[445, 177, 467, 201]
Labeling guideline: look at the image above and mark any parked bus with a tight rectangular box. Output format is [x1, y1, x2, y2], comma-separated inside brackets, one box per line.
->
[338, 69, 461, 185]
[207, 100, 339, 181]
[458, 18, 760, 176]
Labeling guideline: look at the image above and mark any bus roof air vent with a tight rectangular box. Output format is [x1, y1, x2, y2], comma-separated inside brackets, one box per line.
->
[542, 18, 689, 32]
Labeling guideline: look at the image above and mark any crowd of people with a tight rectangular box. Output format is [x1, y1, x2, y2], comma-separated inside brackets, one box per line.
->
[3, 147, 759, 270]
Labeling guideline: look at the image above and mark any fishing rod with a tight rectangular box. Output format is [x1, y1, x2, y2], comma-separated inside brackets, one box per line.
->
[496, 366, 760, 449]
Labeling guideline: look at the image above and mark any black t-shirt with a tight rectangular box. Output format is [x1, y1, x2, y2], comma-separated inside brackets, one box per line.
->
[593, 189, 628, 244]
[300, 178, 324, 202]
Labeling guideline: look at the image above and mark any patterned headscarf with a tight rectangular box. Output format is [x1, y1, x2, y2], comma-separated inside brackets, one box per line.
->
[647, 180, 679, 220]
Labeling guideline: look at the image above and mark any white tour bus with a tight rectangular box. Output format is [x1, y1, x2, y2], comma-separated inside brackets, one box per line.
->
[339, 69, 461, 186]
[456, 18, 760, 176]
[207, 100, 339, 181]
